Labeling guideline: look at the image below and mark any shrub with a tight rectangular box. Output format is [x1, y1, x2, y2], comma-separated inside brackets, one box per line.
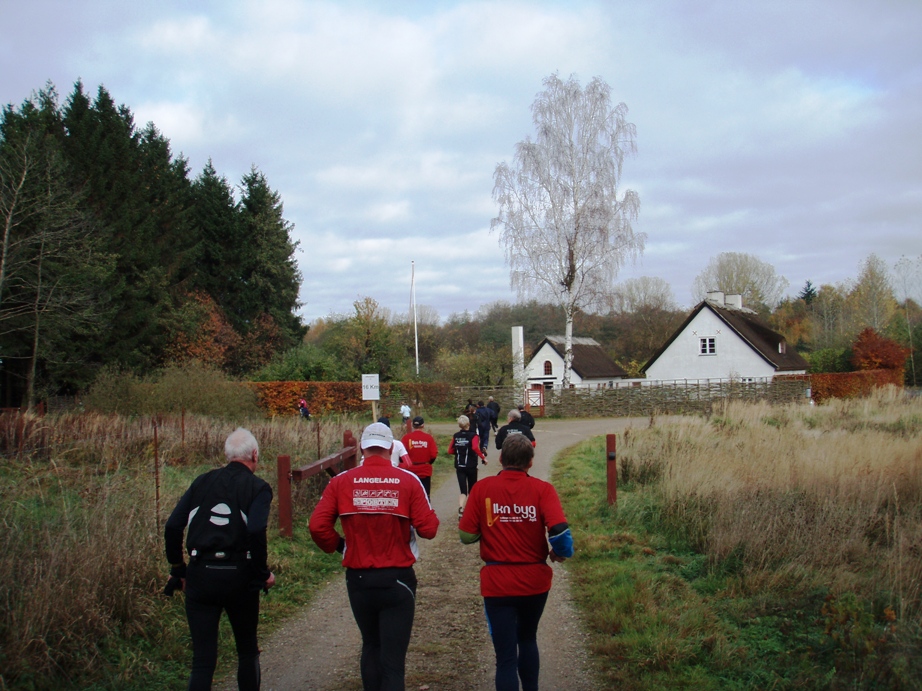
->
[85, 362, 261, 419]
[811, 370, 904, 403]
[851, 328, 910, 372]
[807, 347, 852, 373]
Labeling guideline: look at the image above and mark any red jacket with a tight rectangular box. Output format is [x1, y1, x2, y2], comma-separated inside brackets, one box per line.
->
[400, 429, 439, 479]
[309, 454, 439, 569]
[459, 468, 566, 597]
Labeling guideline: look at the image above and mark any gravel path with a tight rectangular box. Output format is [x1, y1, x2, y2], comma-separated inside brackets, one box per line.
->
[220, 417, 637, 690]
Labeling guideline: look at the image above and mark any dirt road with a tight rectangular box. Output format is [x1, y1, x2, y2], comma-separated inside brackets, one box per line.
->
[223, 418, 634, 690]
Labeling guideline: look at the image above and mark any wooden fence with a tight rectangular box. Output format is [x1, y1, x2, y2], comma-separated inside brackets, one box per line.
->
[276, 430, 358, 537]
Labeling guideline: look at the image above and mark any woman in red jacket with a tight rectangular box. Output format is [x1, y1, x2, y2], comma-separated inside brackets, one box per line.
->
[459, 433, 573, 691]
[310, 422, 439, 690]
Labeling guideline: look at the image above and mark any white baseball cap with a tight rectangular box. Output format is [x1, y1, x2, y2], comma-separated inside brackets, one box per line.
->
[360, 422, 394, 450]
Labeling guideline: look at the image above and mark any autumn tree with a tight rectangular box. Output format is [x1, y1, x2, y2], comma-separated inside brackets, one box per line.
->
[850, 328, 909, 373]
[492, 73, 643, 388]
[163, 291, 240, 369]
[322, 297, 404, 381]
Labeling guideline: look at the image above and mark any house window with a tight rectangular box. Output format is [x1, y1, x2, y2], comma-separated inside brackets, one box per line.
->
[699, 337, 716, 355]
[543, 360, 553, 376]
[778, 341, 787, 354]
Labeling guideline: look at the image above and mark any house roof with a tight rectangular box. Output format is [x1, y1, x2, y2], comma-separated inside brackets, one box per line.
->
[640, 300, 809, 373]
[538, 336, 628, 379]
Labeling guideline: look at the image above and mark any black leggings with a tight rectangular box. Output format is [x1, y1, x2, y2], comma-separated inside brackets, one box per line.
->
[456, 466, 478, 495]
[484, 591, 549, 691]
[346, 567, 417, 691]
[184, 561, 261, 691]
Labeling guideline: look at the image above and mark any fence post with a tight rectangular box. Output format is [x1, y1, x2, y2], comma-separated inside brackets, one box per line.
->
[606, 434, 617, 506]
[344, 430, 358, 469]
[278, 455, 293, 538]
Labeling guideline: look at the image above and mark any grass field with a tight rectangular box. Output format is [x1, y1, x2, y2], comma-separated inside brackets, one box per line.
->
[0, 411, 458, 690]
[553, 386, 922, 689]
[6, 390, 921, 689]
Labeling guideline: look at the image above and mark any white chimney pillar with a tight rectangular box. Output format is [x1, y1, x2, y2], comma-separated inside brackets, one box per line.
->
[512, 326, 525, 406]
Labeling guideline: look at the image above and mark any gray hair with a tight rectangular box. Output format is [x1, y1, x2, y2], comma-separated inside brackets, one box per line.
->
[507, 409, 521, 422]
[225, 427, 259, 462]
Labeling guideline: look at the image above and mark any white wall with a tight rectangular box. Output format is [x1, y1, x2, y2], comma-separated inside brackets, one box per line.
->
[524, 342, 570, 387]
[645, 308, 777, 381]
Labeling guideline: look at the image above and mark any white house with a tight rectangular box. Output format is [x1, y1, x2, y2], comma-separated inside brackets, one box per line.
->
[525, 336, 628, 390]
[641, 292, 808, 381]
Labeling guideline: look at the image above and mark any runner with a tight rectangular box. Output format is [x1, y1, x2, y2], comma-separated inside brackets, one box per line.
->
[309, 422, 439, 690]
[448, 414, 486, 519]
[401, 416, 439, 498]
[459, 434, 573, 691]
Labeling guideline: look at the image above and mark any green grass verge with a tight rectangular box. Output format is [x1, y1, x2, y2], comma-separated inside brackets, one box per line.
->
[551, 437, 920, 690]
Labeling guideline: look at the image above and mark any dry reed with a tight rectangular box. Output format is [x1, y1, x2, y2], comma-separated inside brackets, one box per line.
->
[0, 410, 363, 688]
[621, 386, 922, 623]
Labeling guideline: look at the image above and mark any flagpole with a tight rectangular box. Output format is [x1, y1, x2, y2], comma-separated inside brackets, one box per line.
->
[411, 261, 419, 376]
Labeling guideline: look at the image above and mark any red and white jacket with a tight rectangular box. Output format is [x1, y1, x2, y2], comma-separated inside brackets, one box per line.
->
[400, 429, 439, 479]
[309, 454, 439, 569]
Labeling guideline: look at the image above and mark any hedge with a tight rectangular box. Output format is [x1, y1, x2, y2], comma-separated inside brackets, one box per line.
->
[248, 381, 459, 418]
[810, 369, 904, 404]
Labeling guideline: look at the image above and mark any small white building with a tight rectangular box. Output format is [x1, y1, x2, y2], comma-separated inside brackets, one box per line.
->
[525, 336, 628, 390]
[641, 292, 808, 381]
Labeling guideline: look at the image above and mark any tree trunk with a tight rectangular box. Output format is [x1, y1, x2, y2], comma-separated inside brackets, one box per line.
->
[562, 304, 574, 389]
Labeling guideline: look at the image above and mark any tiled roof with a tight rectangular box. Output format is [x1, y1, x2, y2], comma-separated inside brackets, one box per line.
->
[541, 336, 628, 379]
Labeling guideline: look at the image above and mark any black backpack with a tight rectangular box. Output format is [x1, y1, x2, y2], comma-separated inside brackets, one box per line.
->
[185, 467, 249, 559]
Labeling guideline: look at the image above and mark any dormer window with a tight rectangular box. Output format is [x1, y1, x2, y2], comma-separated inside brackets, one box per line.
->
[543, 360, 553, 376]
[699, 337, 716, 355]
[778, 342, 787, 354]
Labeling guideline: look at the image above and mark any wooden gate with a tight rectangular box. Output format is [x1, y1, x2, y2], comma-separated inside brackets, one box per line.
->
[526, 385, 545, 417]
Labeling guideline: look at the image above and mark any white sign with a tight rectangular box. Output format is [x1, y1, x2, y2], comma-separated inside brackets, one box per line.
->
[361, 374, 380, 401]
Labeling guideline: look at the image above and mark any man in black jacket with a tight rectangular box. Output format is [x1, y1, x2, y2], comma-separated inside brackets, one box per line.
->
[495, 409, 536, 454]
[517, 404, 536, 429]
[164, 427, 275, 691]
[486, 396, 501, 432]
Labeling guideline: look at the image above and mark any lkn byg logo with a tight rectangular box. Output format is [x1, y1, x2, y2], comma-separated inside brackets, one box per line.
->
[485, 497, 537, 526]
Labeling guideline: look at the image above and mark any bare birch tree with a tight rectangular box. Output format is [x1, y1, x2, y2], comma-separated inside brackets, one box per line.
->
[893, 254, 922, 385]
[692, 251, 789, 313]
[492, 73, 643, 389]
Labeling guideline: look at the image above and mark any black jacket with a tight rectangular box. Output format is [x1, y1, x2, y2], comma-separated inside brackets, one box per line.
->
[495, 421, 536, 450]
[165, 462, 272, 582]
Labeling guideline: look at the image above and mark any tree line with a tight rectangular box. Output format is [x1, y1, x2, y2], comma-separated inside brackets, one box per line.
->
[250, 252, 920, 389]
[3, 81, 918, 408]
[0, 82, 303, 408]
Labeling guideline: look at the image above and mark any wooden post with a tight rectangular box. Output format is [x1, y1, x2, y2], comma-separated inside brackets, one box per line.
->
[316, 420, 322, 459]
[606, 433, 617, 506]
[277, 455, 293, 537]
[153, 416, 161, 527]
[344, 430, 358, 470]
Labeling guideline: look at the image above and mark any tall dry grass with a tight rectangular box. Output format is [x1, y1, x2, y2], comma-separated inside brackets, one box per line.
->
[0, 410, 363, 688]
[620, 386, 922, 623]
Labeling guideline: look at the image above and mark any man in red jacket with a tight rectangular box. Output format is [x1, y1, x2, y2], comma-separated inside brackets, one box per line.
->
[400, 416, 439, 498]
[310, 421, 439, 691]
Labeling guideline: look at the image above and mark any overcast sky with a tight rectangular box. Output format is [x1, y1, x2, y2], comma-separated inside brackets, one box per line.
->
[2, 0, 920, 324]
